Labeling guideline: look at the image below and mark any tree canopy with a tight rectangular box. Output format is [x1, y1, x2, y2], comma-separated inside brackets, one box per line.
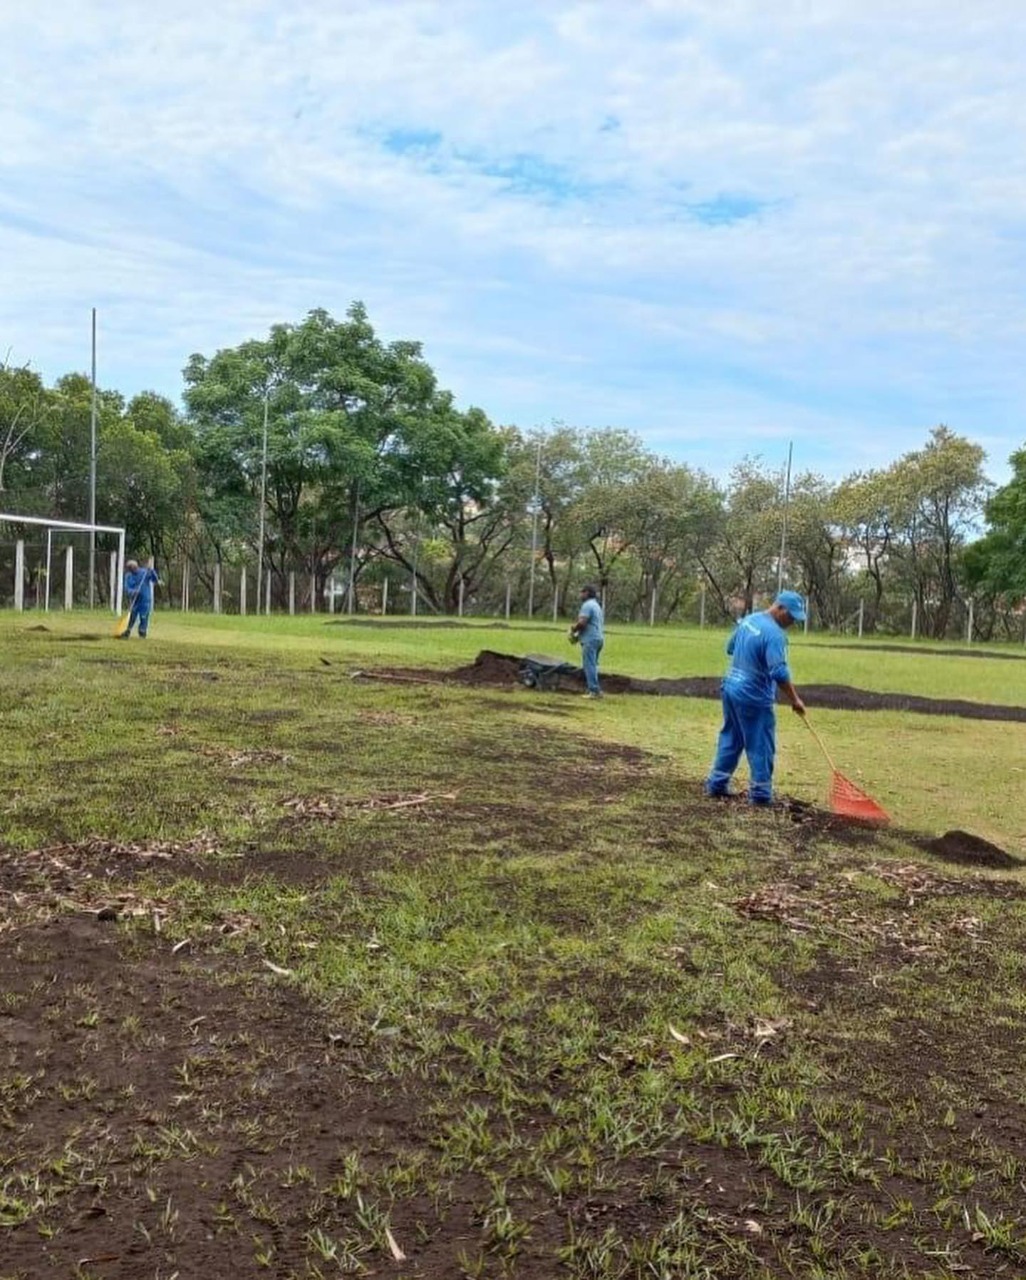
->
[1, 305, 1018, 636]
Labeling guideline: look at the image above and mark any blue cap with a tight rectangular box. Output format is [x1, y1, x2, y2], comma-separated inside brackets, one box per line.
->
[774, 590, 806, 623]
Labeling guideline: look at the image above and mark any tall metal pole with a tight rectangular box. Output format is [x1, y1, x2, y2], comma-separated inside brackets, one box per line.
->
[347, 482, 359, 615]
[88, 308, 98, 607]
[527, 439, 542, 618]
[257, 389, 269, 606]
[776, 440, 793, 595]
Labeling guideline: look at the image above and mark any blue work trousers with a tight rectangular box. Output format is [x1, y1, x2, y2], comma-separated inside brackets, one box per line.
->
[581, 638, 603, 694]
[125, 601, 152, 637]
[705, 688, 776, 804]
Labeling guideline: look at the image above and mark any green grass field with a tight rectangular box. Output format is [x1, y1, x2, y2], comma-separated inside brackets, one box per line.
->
[2, 611, 1026, 1279]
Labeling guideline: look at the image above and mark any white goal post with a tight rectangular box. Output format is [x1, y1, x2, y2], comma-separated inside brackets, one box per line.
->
[0, 513, 126, 613]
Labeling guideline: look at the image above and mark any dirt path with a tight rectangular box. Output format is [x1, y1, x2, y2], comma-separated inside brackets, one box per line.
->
[369, 650, 1026, 724]
[823, 641, 1026, 661]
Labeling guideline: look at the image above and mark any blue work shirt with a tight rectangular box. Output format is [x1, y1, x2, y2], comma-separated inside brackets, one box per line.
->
[578, 597, 604, 643]
[125, 566, 158, 608]
[722, 611, 792, 706]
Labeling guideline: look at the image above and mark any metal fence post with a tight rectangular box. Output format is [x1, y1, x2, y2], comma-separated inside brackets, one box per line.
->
[14, 539, 24, 611]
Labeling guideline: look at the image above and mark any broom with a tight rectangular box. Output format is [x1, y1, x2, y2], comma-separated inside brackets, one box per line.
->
[112, 579, 143, 638]
[802, 715, 890, 825]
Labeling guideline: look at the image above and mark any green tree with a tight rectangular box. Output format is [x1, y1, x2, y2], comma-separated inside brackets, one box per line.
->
[612, 460, 724, 620]
[370, 399, 507, 612]
[0, 360, 53, 499]
[501, 425, 591, 610]
[833, 467, 908, 631]
[568, 429, 651, 591]
[97, 414, 192, 560]
[184, 304, 440, 604]
[21, 375, 124, 520]
[891, 427, 989, 638]
[185, 304, 506, 611]
[698, 458, 782, 618]
[785, 473, 847, 628]
[962, 444, 1026, 638]
[964, 445, 1026, 600]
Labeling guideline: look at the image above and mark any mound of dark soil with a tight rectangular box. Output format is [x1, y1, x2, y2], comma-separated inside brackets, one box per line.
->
[918, 830, 1023, 869]
[787, 685, 1026, 722]
[450, 650, 529, 683]
[436, 651, 1026, 724]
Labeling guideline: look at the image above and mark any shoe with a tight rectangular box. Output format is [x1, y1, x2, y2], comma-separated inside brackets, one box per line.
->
[118, 632, 131, 639]
[582, 691, 601, 699]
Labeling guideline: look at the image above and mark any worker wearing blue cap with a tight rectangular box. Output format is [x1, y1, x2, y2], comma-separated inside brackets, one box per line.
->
[705, 590, 807, 805]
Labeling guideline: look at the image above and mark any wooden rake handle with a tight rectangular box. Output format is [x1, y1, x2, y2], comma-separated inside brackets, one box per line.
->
[801, 713, 838, 774]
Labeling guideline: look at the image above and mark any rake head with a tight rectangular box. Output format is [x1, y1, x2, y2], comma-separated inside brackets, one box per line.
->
[829, 770, 890, 825]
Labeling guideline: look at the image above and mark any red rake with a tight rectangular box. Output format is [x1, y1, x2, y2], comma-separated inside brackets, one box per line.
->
[802, 716, 890, 825]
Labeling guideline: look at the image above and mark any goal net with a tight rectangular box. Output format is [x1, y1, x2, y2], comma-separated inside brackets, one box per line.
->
[0, 514, 126, 613]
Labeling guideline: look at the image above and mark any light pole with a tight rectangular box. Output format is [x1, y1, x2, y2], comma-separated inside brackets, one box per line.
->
[777, 440, 793, 595]
[257, 389, 269, 612]
[526, 439, 542, 618]
[347, 481, 360, 615]
[88, 308, 98, 607]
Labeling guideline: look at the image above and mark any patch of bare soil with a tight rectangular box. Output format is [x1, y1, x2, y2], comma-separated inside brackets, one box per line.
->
[4, 724, 1025, 1275]
[779, 799, 1022, 869]
[0, 919, 450, 1280]
[772, 875, 1026, 1249]
[393, 649, 1026, 724]
[326, 617, 494, 629]
[0, 835, 226, 938]
[826, 640, 1026, 661]
[916, 828, 1022, 869]
[324, 619, 562, 632]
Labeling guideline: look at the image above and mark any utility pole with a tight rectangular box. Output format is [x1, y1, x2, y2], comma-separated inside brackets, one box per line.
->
[347, 482, 360, 615]
[88, 308, 98, 607]
[527, 439, 542, 618]
[776, 440, 793, 595]
[257, 388, 269, 607]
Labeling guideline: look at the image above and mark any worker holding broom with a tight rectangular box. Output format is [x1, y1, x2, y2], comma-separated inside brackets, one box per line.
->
[119, 558, 159, 639]
[704, 590, 807, 806]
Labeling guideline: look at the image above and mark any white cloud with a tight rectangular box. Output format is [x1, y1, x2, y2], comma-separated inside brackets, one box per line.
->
[1, 0, 1024, 481]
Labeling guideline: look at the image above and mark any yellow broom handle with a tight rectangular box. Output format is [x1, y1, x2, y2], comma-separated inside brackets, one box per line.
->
[802, 714, 837, 773]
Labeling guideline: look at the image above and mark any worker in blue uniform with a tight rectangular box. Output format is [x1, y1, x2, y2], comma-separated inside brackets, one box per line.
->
[120, 558, 159, 638]
[705, 590, 807, 805]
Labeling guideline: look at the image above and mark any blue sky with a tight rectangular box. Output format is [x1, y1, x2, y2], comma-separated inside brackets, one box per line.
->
[2, 0, 1025, 482]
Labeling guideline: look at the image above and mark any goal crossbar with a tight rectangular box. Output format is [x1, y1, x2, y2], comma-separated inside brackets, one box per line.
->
[0, 512, 126, 613]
